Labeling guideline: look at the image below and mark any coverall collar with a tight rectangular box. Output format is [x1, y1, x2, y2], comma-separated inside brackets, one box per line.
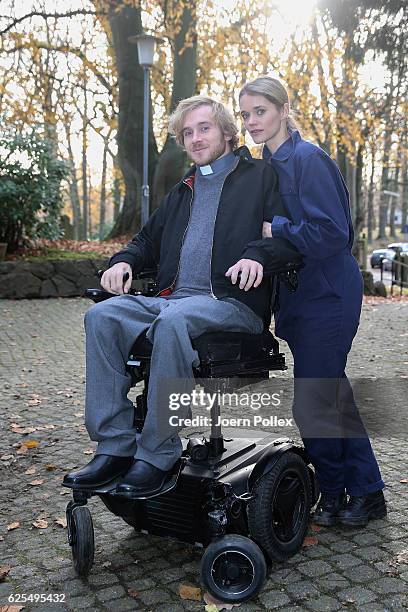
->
[262, 129, 301, 162]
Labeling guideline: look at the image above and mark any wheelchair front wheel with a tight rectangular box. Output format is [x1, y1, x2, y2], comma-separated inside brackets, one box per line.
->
[70, 506, 95, 576]
[200, 534, 266, 603]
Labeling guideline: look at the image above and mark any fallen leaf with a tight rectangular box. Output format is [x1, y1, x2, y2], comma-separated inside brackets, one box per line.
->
[400, 478, 408, 484]
[27, 399, 41, 406]
[28, 479, 44, 486]
[179, 584, 202, 601]
[22, 440, 39, 449]
[204, 591, 241, 609]
[1, 455, 14, 461]
[33, 519, 48, 529]
[0, 605, 25, 611]
[44, 464, 56, 471]
[16, 445, 28, 455]
[54, 518, 67, 528]
[83, 449, 94, 455]
[24, 468, 36, 475]
[11, 424, 36, 434]
[310, 523, 324, 532]
[127, 588, 139, 599]
[302, 536, 318, 547]
[0, 565, 11, 581]
[7, 522, 20, 531]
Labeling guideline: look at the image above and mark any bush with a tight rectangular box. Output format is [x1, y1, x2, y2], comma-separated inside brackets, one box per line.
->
[0, 128, 68, 253]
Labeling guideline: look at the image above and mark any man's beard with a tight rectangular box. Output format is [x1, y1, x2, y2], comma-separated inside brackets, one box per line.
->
[192, 139, 229, 166]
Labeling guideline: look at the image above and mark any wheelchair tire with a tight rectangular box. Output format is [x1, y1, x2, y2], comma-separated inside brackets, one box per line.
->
[248, 451, 312, 562]
[200, 534, 266, 603]
[71, 506, 94, 576]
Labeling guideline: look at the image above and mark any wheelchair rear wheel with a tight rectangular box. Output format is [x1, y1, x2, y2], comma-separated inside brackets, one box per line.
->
[248, 451, 312, 561]
[200, 534, 266, 603]
[70, 506, 95, 576]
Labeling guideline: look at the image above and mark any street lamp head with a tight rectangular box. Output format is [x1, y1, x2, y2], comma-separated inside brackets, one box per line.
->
[129, 34, 163, 68]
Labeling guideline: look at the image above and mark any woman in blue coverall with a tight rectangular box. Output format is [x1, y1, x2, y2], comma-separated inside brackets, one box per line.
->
[239, 76, 386, 527]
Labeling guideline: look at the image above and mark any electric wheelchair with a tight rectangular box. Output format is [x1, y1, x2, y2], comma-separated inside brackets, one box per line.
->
[63, 267, 318, 604]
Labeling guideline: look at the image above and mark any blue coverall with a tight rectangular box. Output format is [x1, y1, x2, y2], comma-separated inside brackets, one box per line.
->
[263, 130, 384, 496]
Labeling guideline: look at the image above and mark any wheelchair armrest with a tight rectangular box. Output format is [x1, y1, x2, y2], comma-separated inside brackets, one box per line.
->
[84, 288, 119, 303]
[96, 268, 158, 281]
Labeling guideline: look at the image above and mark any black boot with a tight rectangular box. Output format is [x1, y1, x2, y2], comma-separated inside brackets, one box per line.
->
[115, 460, 170, 497]
[312, 491, 347, 526]
[63, 454, 134, 489]
[337, 490, 387, 527]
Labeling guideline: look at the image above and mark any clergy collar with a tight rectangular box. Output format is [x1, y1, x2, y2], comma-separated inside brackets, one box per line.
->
[262, 129, 301, 162]
[197, 151, 236, 177]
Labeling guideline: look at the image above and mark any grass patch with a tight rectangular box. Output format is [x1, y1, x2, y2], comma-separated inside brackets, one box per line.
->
[19, 248, 105, 262]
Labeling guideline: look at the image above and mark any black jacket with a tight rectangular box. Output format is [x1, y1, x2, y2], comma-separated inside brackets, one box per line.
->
[109, 147, 301, 324]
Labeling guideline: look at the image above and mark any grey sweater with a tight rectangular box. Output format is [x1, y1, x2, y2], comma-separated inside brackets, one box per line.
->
[172, 153, 236, 297]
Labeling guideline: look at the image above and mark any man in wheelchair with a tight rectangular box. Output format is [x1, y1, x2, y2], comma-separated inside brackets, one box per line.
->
[63, 95, 301, 496]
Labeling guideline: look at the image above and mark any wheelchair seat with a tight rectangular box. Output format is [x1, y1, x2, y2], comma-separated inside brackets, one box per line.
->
[130, 328, 279, 362]
[128, 328, 285, 380]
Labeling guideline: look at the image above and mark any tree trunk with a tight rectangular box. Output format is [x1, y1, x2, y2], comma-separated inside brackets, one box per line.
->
[152, 0, 198, 210]
[389, 164, 399, 239]
[354, 142, 364, 238]
[367, 145, 375, 244]
[401, 143, 407, 231]
[377, 128, 392, 240]
[82, 67, 89, 240]
[99, 138, 108, 240]
[65, 124, 82, 240]
[107, 1, 158, 238]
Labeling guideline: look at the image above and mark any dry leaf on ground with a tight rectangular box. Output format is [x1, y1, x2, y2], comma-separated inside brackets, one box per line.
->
[127, 588, 139, 599]
[0, 565, 11, 581]
[33, 519, 48, 529]
[310, 523, 324, 532]
[204, 591, 241, 609]
[28, 479, 44, 486]
[179, 584, 202, 601]
[21, 440, 39, 449]
[302, 535, 319, 547]
[7, 522, 20, 531]
[54, 518, 67, 528]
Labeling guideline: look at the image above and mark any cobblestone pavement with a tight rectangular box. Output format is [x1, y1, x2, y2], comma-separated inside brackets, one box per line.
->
[0, 297, 407, 612]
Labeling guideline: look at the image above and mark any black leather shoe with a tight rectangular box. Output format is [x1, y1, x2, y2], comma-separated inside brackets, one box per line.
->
[338, 490, 387, 527]
[63, 454, 134, 489]
[312, 491, 347, 526]
[115, 460, 170, 496]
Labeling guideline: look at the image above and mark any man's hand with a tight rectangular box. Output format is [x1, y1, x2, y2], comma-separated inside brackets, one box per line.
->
[225, 259, 264, 291]
[101, 262, 132, 295]
[262, 221, 272, 238]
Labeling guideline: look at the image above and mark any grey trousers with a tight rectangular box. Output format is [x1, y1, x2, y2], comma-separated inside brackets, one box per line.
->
[84, 293, 263, 470]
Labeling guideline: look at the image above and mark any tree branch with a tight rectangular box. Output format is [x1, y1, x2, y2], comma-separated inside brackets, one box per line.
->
[0, 10, 106, 36]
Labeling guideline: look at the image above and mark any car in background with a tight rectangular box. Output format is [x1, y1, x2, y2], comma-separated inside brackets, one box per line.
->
[370, 248, 396, 270]
[387, 242, 408, 253]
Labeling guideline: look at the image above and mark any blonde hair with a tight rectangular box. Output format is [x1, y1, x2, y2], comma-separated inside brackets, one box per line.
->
[168, 95, 239, 149]
[239, 76, 299, 132]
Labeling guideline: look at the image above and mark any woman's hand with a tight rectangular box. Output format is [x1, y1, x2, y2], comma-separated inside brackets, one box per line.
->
[262, 221, 272, 238]
[225, 258, 264, 291]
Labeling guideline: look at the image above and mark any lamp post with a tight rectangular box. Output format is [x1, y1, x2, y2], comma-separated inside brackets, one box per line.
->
[129, 34, 163, 227]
